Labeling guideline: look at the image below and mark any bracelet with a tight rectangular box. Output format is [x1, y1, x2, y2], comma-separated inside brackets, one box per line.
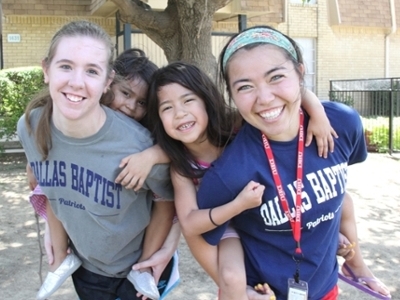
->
[209, 208, 221, 227]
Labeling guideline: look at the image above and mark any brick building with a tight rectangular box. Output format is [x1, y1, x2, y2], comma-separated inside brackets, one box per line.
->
[1, 0, 399, 98]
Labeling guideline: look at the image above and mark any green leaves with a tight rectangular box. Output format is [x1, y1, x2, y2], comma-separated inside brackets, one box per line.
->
[0, 67, 45, 143]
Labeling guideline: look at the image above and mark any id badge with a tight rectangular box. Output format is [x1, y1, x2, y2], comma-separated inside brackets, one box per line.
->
[287, 278, 308, 300]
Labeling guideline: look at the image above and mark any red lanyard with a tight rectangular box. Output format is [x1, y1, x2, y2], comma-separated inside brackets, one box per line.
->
[261, 110, 304, 254]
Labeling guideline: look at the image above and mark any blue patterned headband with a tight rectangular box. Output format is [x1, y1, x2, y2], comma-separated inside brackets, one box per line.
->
[222, 27, 298, 71]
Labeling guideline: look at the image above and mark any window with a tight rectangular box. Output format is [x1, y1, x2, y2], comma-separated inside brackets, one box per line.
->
[293, 38, 316, 93]
[290, 0, 317, 4]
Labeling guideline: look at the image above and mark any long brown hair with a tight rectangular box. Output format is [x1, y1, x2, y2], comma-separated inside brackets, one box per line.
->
[24, 20, 115, 160]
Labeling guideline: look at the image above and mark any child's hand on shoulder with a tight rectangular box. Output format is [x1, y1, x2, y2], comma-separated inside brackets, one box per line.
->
[115, 152, 153, 191]
[306, 113, 338, 158]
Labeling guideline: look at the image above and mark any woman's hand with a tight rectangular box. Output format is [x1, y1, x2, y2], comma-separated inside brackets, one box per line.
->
[132, 248, 174, 285]
[26, 164, 37, 191]
[43, 221, 71, 265]
[44, 221, 54, 265]
[132, 222, 180, 283]
[247, 283, 276, 300]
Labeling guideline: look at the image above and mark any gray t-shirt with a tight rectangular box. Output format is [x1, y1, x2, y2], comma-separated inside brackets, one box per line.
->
[17, 106, 174, 277]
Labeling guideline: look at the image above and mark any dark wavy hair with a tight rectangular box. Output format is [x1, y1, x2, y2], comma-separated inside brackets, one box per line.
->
[101, 48, 158, 127]
[147, 62, 238, 179]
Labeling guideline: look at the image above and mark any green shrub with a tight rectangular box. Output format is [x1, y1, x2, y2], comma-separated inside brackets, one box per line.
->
[0, 67, 45, 142]
[362, 117, 400, 152]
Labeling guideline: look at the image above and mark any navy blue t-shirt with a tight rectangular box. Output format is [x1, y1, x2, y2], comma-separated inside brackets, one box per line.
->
[197, 101, 367, 300]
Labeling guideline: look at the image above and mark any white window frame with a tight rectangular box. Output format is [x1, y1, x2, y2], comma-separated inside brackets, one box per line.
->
[293, 37, 316, 93]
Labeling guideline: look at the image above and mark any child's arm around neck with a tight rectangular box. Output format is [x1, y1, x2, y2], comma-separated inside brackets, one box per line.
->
[115, 144, 170, 190]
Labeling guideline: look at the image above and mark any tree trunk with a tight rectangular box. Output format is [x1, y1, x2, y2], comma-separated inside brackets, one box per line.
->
[175, 1, 217, 79]
[111, 0, 231, 81]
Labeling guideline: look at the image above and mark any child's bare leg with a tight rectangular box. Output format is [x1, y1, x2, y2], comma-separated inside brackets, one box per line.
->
[218, 237, 275, 300]
[218, 237, 247, 300]
[185, 233, 275, 300]
[184, 234, 219, 284]
[36, 200, 81, 299]
[340, 193, 391, 297]
[46, 199, 69, 272]
[338, 192, 357, 260]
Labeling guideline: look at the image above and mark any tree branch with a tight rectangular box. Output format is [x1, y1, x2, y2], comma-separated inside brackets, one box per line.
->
[111, 0, 169, 31]
[111, 0, 180, 58]
[211, 0, 232, 11]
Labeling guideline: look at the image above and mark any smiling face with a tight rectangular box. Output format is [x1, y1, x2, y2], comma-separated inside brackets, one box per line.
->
[227, 44, 304, 141]
[42, 35, 113, 124]
[157, 83, 209, 147]
[110, 78, 148, 121]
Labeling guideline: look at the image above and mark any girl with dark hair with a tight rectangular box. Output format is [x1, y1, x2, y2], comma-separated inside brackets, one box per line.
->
[145, 61, 336, 300]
